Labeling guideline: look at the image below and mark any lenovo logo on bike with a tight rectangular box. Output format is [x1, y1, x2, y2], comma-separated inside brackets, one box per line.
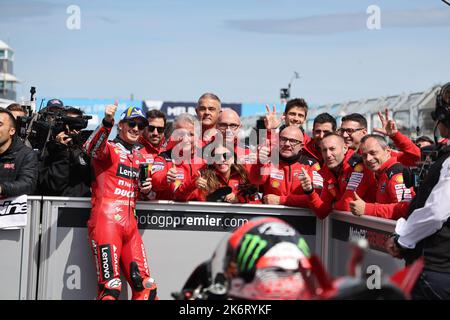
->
[116, 164, 139, 180]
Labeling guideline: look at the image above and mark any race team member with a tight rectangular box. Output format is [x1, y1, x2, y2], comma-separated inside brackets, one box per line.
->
[339, 112, 421, 167]
[151, 113, 206, 201]
[249, 125, 322, 207]
[189, 145, 259, 203]
[302, 113, 336, 165]
[214, 108, 252, 163]
[138, 109, 167, 200]
[83, 104, 157, 300]
[196, 93, 221, 147]
[264, 98, 311, 145]
[349, 134, 414, 220]
[139, 109, 167, 159]
[299, 133, 376, 219]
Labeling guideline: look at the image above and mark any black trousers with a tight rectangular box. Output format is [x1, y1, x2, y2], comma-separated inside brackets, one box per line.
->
[412, 269, 450, 300]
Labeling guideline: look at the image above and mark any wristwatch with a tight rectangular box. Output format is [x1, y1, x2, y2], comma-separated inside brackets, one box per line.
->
[391, 233, 405, 251]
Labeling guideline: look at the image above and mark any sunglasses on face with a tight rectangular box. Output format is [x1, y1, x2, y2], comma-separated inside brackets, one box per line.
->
[127, 120, 147, 130]
[148, 125, 165, 134]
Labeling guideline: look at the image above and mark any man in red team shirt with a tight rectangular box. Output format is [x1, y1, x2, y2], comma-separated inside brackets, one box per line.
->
[140, 109, 167, 158]
[302, 112, 337, 165]
[196, 93, 221, 146]
[349, 134, 414, 220]
[83, 103, 157, 300]
[338, 111, 421, 167]
[151, 113, 206, 201]
[248, 125, 322, 207]
[299, 133, 375, 219]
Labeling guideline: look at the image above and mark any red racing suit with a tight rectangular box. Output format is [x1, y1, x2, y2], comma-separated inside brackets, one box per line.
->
[248, 153, 323, 207]
[363, 157, 415, 220]
[83, 120, 157, 300]
[306, 150, 377, 219]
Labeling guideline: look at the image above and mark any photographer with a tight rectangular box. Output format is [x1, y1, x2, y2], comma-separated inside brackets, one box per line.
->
[386, 82, 450, 300]
[38, 106, 92, 197]
[0, 108, 38, 197]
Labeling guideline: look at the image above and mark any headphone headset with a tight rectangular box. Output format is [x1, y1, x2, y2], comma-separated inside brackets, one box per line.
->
[432, 82, 450, 122]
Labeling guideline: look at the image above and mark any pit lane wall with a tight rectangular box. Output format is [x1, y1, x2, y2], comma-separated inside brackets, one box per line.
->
[0, 197, 403, 300]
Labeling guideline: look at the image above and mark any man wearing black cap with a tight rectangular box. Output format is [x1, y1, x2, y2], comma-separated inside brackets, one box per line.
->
[386, 82, 450, 300]
[0, 108, 38, 197]
[45, 98, 64, 111]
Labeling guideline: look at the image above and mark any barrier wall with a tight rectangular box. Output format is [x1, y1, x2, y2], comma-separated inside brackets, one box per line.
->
[0, 196, 41, 300]
[37, 198, 318, 300]
[1, 197, 406, 300]
[327, 211, 403, 277]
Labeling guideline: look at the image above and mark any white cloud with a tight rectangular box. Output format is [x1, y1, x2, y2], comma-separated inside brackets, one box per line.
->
[226, 7, 450, 36]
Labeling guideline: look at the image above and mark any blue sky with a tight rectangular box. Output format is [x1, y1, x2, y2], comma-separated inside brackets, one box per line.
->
[1, 0, 450, 105]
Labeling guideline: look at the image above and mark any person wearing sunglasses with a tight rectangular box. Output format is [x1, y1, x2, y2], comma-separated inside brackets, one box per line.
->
[151, 113, 206, 201]
[186, 145, 257, 203]
[140, 110, 167, 160]
[248, 125, 322, 207]
[83, 104, 157, 300]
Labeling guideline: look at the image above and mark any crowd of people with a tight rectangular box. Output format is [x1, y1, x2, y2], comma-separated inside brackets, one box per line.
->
[1, 86, 450, 300]
[1, 93, 438, 219]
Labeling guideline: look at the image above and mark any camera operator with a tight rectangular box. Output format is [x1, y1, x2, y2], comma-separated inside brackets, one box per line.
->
[38, 106, 92, 197]
[386, 82, 450, 300]
[0, 108, 38, 197]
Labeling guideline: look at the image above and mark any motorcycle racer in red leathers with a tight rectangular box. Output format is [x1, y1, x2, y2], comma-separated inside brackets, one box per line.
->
[83, 103, 157, 300]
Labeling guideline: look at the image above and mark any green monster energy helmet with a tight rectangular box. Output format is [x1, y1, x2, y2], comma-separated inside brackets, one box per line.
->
[209, 217, 311, 300]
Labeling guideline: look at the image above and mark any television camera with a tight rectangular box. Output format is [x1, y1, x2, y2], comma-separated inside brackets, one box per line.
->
[16, 87, 92, 156]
